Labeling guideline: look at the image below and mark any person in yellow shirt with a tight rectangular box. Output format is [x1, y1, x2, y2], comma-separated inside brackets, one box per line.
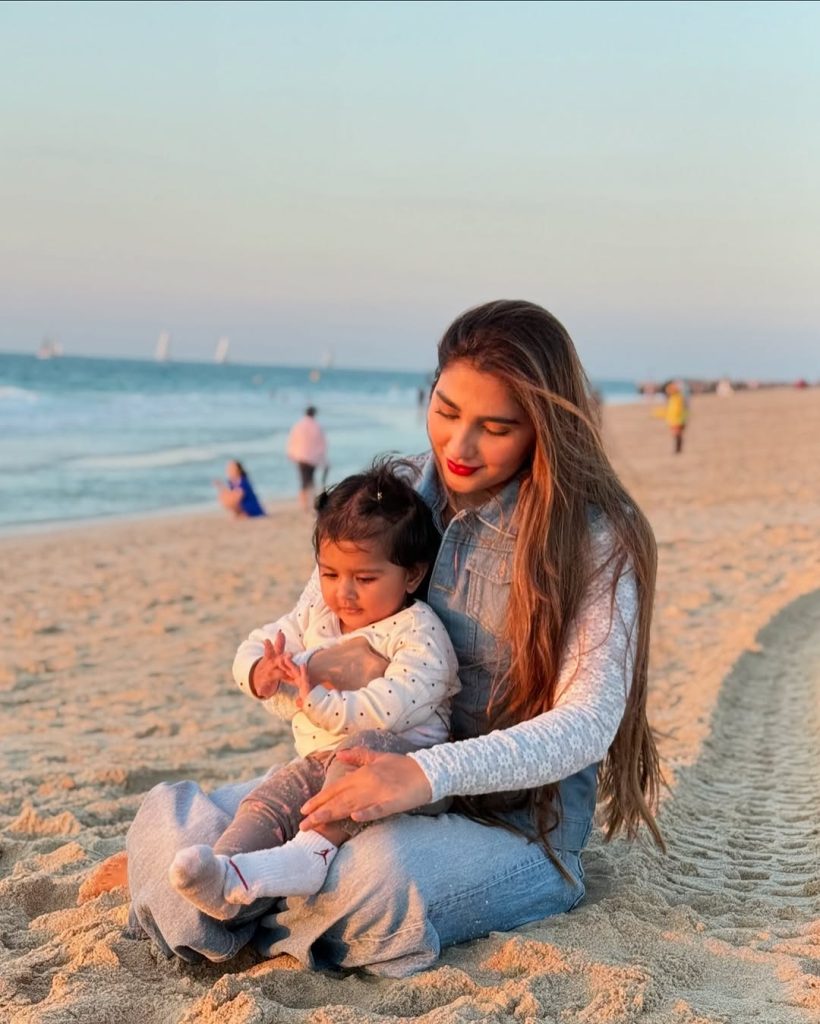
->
[663, 381, 689, 454]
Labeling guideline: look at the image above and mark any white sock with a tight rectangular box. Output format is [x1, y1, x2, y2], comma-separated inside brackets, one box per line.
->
[169, 831, 338, 917]
[168, 844, 244, 921]
[227, 830, 338, 904]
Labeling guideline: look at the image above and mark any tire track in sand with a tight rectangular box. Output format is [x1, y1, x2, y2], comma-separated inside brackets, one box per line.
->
[659, 588, 820, 920]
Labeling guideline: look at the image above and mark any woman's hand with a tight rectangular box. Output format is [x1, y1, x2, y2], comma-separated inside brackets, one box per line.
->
[300, 748, 433, 828]
[306, 638, 389, 692]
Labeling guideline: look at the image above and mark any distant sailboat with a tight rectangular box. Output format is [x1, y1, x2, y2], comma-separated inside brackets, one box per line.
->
[214, 336, 230, 364]
[155, 331, 171, 363]
[308, 345, 334, 382]
[36, 337, 63, 359]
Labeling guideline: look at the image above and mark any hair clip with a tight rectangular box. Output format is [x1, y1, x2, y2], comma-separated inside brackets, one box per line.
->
[376, 490, 383, 502]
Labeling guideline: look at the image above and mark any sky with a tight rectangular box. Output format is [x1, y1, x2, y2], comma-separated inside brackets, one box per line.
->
[1, 0, 818, 379]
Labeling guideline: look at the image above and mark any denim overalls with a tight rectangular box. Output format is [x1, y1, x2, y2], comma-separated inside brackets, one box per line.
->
[414, 453, 598, 853]
[125, 454, 597, 974]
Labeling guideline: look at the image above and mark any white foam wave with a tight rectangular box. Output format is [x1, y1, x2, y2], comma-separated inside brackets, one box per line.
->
[0, 385, 39, 402]
[71, 434, 285, 471]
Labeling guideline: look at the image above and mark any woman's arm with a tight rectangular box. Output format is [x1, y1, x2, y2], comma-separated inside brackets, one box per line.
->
[301, 639, 389, 692]
[409, 566, 637, 801]
[299, 611, 459, 735]
[299, 564, 637, 826]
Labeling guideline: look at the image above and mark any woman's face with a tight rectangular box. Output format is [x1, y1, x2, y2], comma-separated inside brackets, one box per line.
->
[427, 360, 535, 501]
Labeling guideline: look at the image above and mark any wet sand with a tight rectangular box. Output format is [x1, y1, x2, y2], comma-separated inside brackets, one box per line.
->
[2, 388, 819, 1023]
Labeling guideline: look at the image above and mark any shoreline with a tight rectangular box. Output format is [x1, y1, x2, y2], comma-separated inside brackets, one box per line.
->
[2, 388, 808, 540]
[0, 495, 300, 542]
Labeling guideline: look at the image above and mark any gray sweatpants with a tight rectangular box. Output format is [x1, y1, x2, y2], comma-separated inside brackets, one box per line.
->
[213, 729, 447, 857]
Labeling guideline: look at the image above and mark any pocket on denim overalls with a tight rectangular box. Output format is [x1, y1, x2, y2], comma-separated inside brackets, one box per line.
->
[465, 548, 513, 639]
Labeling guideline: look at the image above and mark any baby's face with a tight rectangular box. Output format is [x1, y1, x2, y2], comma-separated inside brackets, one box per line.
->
[317, 538, 421, 633]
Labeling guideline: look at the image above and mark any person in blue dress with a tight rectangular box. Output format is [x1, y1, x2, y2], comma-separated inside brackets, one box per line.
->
[214, 460, 266, 518]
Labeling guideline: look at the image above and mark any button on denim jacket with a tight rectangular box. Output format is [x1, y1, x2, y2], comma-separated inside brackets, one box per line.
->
[413, 453, 597, 853]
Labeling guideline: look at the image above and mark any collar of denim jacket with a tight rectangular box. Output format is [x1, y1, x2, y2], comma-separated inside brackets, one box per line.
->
[416, 451, 521, 538]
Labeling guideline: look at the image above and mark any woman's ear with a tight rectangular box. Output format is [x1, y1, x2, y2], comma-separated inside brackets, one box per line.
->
[405, 563, 428, 594]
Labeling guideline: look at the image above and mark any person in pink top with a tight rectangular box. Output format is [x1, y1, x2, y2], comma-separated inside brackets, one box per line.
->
[286, 406, 328, 511]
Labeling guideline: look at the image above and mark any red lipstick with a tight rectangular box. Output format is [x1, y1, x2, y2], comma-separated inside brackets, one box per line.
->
[446, 459, 480, 477]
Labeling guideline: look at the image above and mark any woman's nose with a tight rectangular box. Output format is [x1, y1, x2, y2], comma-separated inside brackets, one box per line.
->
[448, 425, 477, 459]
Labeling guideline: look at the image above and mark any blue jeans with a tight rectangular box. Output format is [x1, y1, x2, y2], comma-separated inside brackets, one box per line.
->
[126, 773, 588, 975]
[257, 808, 587, 977]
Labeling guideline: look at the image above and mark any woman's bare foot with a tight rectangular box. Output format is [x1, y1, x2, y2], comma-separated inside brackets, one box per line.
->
[78, 850, 128, 904]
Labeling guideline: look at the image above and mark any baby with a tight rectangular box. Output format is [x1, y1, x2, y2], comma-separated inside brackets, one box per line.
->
[169, 459, 460, 919]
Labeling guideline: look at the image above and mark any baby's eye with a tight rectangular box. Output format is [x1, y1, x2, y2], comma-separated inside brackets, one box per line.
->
[435, 409, 458, 420]
[320, 571, 338, 579]
[356, 576, 377, 584]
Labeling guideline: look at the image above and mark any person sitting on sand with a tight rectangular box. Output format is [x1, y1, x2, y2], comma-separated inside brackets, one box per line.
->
[166, 459, 460, 919]
[214, 460, 266, 518]
[124, 299, 664, 974]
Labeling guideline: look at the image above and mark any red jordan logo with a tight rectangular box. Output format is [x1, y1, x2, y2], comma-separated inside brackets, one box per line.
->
[228, 858, 250, 891]
[315, 848, 333, 865]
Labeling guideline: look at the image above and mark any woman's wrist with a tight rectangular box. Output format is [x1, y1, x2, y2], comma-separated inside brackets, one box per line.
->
[406, 751, 440, 803]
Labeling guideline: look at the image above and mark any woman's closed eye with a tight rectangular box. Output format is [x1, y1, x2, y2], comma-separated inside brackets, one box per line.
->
[436, 408, 509, 436]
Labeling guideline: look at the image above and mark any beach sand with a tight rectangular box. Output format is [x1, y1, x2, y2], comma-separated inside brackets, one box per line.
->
[2, 388, 819, 1023]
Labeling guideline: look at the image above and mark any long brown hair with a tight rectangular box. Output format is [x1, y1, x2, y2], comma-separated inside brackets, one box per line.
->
[435, 300, 664, 854]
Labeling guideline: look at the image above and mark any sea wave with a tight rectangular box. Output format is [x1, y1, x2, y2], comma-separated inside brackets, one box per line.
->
[0, 385, 39, 402]
[70, 434, 287, 471]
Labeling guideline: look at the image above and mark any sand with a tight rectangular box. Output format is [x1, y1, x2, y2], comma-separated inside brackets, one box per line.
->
[2, 388, 819, 1023]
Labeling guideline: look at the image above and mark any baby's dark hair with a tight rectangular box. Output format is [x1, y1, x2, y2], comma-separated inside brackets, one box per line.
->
[313, 458, 438, 570]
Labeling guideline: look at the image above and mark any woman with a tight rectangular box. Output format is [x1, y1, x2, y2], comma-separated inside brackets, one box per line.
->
[214, 460, 266, 518]
[125, 300, 663, 973]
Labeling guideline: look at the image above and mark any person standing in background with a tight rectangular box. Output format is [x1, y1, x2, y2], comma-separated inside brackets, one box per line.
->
[663, 381, 689, 454]
[286, 406, 328, 511]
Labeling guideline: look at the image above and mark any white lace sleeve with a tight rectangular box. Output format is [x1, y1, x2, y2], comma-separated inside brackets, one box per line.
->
[409, 563, 638, 802]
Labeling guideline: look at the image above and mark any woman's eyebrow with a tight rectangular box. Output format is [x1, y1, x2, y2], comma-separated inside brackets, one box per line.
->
[318, 561, 384, 573]
[435, 388, 521, 425]
[434, 388, 459, 409]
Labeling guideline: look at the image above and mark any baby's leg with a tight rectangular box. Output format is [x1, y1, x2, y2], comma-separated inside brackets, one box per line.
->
[174, 732, 447, 912]
[180, 734, 413, 909]
[169, 755, 324, 919]
[214, 755, 326, 856]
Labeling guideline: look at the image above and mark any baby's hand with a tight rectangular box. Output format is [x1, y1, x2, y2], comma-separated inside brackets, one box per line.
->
[293, 663, 313, 709]
[250, 632, 294, 699]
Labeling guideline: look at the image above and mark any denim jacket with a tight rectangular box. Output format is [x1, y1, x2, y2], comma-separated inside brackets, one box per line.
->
[413, 453, 597, 853]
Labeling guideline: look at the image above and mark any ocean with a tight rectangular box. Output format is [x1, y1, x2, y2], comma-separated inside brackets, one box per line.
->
[0, 353, 638, 531]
